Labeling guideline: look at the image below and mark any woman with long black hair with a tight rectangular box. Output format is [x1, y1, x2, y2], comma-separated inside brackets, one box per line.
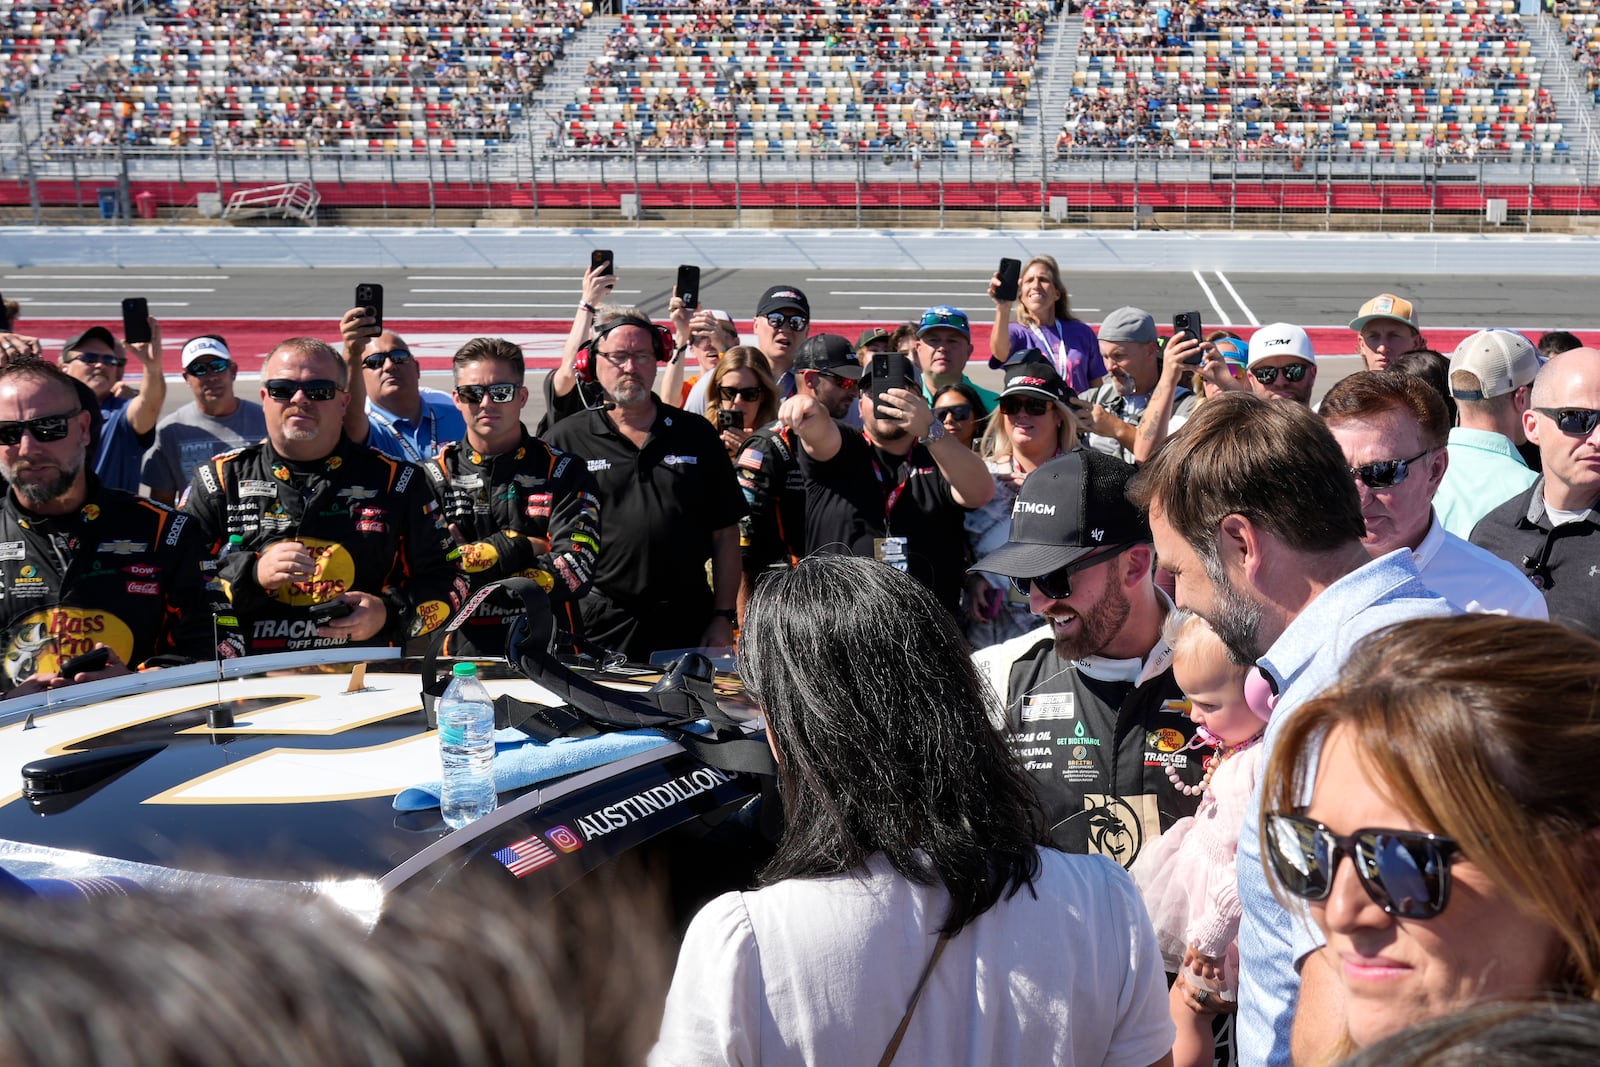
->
[651, 556, 1175, 1067]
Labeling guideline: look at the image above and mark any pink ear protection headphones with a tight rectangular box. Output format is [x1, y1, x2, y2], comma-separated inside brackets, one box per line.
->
[1244, 665, 1279, 723]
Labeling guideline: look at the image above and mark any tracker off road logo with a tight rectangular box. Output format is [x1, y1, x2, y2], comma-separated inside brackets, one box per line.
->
[269, 537, 355, 607]
[4, 608, 134, 683]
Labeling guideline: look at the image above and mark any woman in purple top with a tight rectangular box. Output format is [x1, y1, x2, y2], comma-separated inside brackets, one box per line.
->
[987, 254, 1107, 394]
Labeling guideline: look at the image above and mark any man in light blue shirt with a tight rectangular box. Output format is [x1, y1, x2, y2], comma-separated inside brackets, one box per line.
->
[339, 323, 464, 464]
[1131, 393, 1452, 1067]
[1436, 329, 1540, 537]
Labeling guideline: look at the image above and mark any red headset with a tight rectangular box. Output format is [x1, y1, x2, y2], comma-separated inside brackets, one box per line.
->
[574, 315, 674, 384]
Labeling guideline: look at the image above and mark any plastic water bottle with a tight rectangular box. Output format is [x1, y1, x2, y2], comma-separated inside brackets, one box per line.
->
[438, 662, 498, 829]
[218, 533, 245, 559]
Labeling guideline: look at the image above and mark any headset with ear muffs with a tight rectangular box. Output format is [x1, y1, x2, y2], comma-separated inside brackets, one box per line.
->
[573, 314, 675, 385]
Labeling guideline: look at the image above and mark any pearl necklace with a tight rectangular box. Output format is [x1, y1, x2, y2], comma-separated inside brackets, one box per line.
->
[1165, 730, 1264, 798]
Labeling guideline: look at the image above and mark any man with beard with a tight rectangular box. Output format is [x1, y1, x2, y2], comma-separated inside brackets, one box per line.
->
[779, 353, 993, 616]
[1078, 307, 1196, 462]
[142, 335, 266, 506]
[1128, 393, 1451, 1067]
[184, 338, 465, 656]
[971, 451, 1203, 865]
[1244, 322, 1318, 407]
[0, 357, 210, 696]
[733, 333, 861, 616]
[544, 314, 745, 661]
[338, 313, 465, 465]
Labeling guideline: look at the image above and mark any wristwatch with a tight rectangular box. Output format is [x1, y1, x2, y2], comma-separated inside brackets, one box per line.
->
[923, 417, 947, 443]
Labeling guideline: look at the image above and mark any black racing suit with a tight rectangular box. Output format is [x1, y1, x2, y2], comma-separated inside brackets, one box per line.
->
[423, 430, 601, 655]
[0, 479, 212, 690]
[182, 435, 467, 655]
[734, 420, 806, 579]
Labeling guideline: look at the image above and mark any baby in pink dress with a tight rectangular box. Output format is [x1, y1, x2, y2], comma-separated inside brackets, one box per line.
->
[1131, 612, 1268, 1067]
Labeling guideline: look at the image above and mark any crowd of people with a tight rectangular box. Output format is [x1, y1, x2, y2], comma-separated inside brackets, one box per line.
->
[0, 262, 1597, 1065]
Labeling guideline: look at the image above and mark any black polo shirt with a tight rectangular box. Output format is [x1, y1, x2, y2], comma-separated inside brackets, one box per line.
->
[797, 426, 972, 614]
[545, 401, 745, 659]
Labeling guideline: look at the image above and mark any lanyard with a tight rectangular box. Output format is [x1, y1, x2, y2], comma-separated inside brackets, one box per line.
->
[1025, 320, 1071, 379]
[368, 402, 436, 465]
[871, 447, 916, 531]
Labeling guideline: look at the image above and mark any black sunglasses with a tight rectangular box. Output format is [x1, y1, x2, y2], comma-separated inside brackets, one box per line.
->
[720, 385, 763, 403]
[454, 382, 519, 405]
[184, 357, 231, 378]
[763, 313, 808, 332]
[1010, 544, 1131, 600]
[1250, 363, 1309, 385]
[1000, 395, 1053, 417]
[935, 403, 974, 422]
[361, 348, 414, 370]
[70, 352, 126, 367]
[0, 411, 79, 446]
[1265, 812, 1463, 920]
[1535, 406, 1600, 436]
[1348, 447, 1433, 490]
[263, 379, 341, 402]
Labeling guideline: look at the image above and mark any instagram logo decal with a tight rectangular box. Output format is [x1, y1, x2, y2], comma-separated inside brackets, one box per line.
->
[545, 825, 583, 853]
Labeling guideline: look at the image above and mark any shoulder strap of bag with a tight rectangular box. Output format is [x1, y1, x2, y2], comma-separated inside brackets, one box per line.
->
[877, 928, 954, 1067]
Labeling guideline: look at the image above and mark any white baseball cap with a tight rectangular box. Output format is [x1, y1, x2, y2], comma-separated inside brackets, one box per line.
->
[1247, 323, 1315, 366]
[1448, 329, 1539, 400]
[180, 335, 232, 365]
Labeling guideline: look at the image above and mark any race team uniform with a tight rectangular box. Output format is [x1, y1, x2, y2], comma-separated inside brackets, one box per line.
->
[0, 479, 212, 690]
[424, 430, 601, 655]
[974, 622, 1204, 868]
[797, 427, 972, 615]
[544, 403, 745, 662]
[183, 436, 467, 655]
[734, 420, 807, 578]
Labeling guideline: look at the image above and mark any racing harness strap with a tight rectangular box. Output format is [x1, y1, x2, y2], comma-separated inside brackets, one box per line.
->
[420, 578, 775, 779]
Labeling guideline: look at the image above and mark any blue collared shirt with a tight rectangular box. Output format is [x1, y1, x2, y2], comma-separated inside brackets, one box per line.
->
[363, 387, 465, 464]
[1234, 550, 1453, 1067]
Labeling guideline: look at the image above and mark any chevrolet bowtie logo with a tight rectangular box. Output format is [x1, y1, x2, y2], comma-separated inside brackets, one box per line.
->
[336, 486, 378, 501]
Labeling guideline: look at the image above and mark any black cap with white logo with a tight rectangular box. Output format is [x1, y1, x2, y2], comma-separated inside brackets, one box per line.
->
[969, 451, 1150, 578]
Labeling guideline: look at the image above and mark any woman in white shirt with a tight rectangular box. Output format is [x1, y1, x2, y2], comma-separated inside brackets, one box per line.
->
[651, 555, 1176, 1067]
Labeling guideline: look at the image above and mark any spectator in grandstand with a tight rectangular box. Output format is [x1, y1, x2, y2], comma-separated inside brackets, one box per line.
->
[1470, 346, 1600, 632]
[1080, 307, 1196, 461]
[338, 317, 464, 466]
[705, 347, 779, 460]
[911, 306, 998, 412]
[423, 338, 599, 656]
[971, 449, 1203, 860]
[544, 314, 745, 660]
[60, 319, 164, 495]
[987, 255, 1105, 393]
[142, 335, 266, 506]
[1436, 330, 1540, 538]
[964, 361, 1079, 648]
[1262, 615, 1600, 1059]
[1539, 330, 1585, 360]
[1245, 322, 1318, 406]
[930, 382, 987, 451]
[1321, 372, 1545, 618]
[653, 554, 1175, 1067]
[0, 357, 210, 697]
[183, 337, 465, 656]
[1387, 347, 1456, 428]
[777, 351, 992, 618]
[1350, 293, 1424, 373]
[1128, 392, 1452, 1067]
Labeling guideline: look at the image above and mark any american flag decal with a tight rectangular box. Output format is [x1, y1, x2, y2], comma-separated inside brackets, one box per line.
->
[493, 835, 559, 878]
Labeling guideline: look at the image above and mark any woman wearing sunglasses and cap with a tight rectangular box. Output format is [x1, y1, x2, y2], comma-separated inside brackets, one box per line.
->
[962, 359, 1080, 648]
[1260, 613, 1600, 1061]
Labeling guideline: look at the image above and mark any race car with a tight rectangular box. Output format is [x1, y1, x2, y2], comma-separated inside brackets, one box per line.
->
[0, 583, 774, 928]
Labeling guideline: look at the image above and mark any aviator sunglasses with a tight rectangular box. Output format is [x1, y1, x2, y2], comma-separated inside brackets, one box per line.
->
[361, 348, 415, 371]
[264, 379, 341, 402]
[454, 382, 519, 405]
[1264, 812, 1463, 920]
[0, 411, 79, 446]
[1347, 448, 1433, 490]
[1249, 363, 1309, 385]
[1535, 406, 1600, 436]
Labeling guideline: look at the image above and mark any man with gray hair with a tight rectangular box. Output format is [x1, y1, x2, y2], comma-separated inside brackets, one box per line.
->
[1436, 329, 1540, 538]
[1078, 307, 1196, 461]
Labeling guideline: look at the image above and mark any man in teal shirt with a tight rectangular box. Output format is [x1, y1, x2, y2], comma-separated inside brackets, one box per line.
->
[913, 306, 1000, 413]
[1437, 329, 1540, 538]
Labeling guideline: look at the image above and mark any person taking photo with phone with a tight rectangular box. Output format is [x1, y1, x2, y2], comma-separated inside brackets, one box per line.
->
[986, 255, 1105, 392]
[58, 313, 165, 494]
[338, 309, 465, 465]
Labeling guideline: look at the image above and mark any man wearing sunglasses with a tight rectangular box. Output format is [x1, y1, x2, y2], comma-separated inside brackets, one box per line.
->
[970, 451, 1203, 862]
[59, 322, 165, 495]
[422, 338, 601, 655]
[0, 358, 211, 697]
[183, 338, 467, 656]
[1471, 346, 1600, 631]
[338, 311, 465, 465]
[1243, 322, 1318, 406]
[1130, 394, 1452, 1067]
[1321, 371, 1547, 619]
[141, 335, 267, 507]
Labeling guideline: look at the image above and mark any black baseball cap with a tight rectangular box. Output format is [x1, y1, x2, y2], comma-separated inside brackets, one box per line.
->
[794, 333, 863, 379]
[1000, 360, 1074, 405]
[970, 451, 1150, 578]
[756, 285, 810, 319]
[61, 326, 116, 358]
[855, 326, 892, 350]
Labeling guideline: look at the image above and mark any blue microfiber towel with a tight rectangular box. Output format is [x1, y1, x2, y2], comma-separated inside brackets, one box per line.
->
[393, 725, 690, 812]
